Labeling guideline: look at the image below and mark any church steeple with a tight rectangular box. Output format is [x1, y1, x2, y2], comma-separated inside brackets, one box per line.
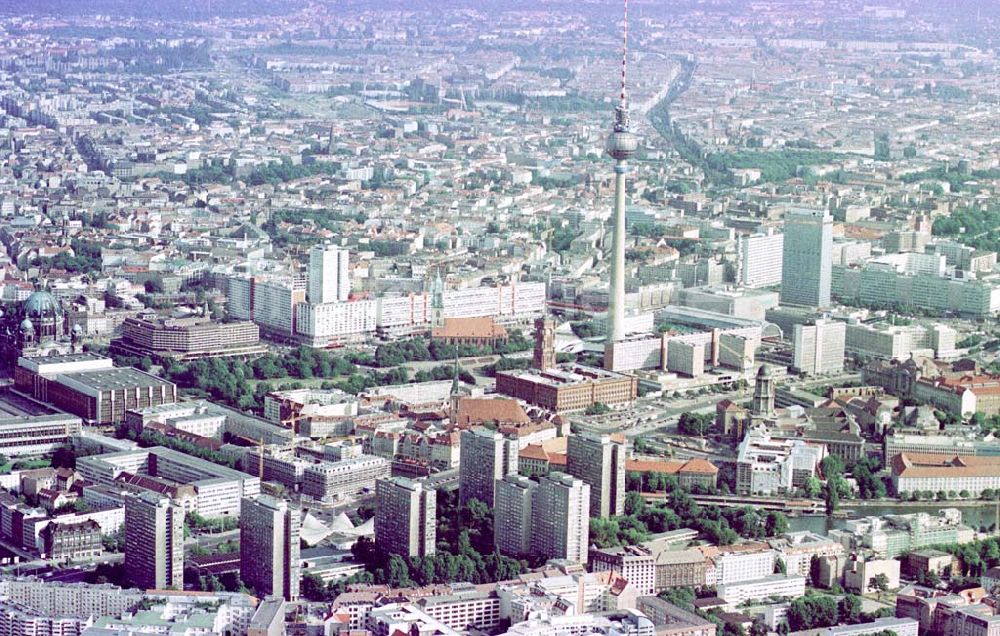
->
[431, 268, 445, 328]
[449, 353, 462, 417]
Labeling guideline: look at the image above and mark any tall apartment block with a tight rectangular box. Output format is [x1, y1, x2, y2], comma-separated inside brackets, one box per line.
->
[459, 427, 518, 507]
[793, 318, 846, 375]
[780, 207, 833, 307]
[375, 477, 436, 559]
[124, 491, 184, 590]
[566, 433, 626, 517]
[530, 473, 590, 564]
[307, 242, 350, 304]
[494, 474, 538, 558]
[738, 230, 784, 288]
[240, 495, 301, 601]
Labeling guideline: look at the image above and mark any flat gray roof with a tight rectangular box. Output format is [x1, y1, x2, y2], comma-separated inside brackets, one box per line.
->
[61, 368, 173, 392]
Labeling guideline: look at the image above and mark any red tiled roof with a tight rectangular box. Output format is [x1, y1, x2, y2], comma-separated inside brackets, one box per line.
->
[891, 452, 1000, 478]
[431, 316, 507, 340]
[625, 457, 719, 475]
[454, 397, 530, 427]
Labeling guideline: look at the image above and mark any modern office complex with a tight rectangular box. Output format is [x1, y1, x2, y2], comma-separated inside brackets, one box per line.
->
[113, 317, 265, 361]
[124, 491, 184, 590]
[792, 318, 846, 375]
[240, 495, 301, 601]
[300, 454, 390, 502]
[0, 414, 82, 457]
[566, 433, 626, 518]
[832, 262, 1000, 318]
[77, 446, 260, 518]
[736, 431, 825, 495]
[530, 472, 590, 564]
[780, 207, 833, 308]
[375, 477, 436, 559]
[459, 427, 518, 507]
[14, 353, 177, 426]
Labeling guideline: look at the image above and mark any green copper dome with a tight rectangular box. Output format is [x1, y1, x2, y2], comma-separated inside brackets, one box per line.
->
[23, 290, 61, 319]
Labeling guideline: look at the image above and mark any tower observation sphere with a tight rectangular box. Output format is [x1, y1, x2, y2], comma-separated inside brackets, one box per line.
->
[606, 107, 638, 161]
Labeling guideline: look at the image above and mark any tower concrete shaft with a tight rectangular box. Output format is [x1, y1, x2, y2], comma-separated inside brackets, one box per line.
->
[610, 161, 628, 344]
[603, 0, 638, 371]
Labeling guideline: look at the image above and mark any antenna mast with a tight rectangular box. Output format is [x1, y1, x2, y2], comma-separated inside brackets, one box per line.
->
[616, 0, 631, 131]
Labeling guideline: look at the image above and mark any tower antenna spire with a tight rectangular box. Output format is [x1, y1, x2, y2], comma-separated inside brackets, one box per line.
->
[616, 0, 631, 131]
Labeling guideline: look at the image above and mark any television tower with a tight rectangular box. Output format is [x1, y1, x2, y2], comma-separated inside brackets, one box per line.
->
[604, 0, 639, 371]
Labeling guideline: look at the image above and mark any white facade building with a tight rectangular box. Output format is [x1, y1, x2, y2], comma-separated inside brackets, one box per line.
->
[716, 574, 806, 606]
[714, 549, 777, 585]
[738, 231, 784, 288]
[793, 318, 846, 375]
[308, 243, 350, 304]
[295, 300, 377, 346]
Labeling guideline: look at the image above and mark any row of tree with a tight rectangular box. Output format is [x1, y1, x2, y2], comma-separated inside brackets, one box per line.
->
[589, 474, 788, 548]
[787, 592, 893, 631]
[301, 492, 528, 601]
[373, 332, 532, 367]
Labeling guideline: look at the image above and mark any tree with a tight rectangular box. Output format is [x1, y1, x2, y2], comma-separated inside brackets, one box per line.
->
[810, 555, 823, 587]
[821, 455, 844, 478]
[750, 616, 768, 636]
[788, 594, 839, 630]
[50, 445, 77, 469]
[625, 491, 646, 516]
[677, 412, 713, 436]
[723, 623, 746, 636]
[387, 555, 414, 588]
[775, 557, 787, 574]
[301, 573, 329, 601]
[803, 475, 822, 498]
[838, 595, 863, 624]
[585, 402, 612, 416]
[825, 480, 839, 516]
[765, 511, 789, 537]
[870, 573, 890, 600]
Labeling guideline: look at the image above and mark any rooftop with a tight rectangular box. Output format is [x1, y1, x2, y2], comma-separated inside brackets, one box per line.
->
[891, 453, 1000, 478]
[498, 364, 631, 388]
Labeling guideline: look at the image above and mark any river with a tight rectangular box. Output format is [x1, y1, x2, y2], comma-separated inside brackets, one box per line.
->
[787, 502, 1000, 535]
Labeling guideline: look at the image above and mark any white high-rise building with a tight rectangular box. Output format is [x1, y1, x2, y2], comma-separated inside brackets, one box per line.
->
[793, 318, 846, 375]
[530, 473, 590, 564]
[308, 243, 350, 304]
[780, 208, 833, 307]
[738, 231, 784, 288]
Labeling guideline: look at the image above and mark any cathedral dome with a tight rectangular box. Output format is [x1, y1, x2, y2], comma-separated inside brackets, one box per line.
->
[23, 290, 61, 320]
